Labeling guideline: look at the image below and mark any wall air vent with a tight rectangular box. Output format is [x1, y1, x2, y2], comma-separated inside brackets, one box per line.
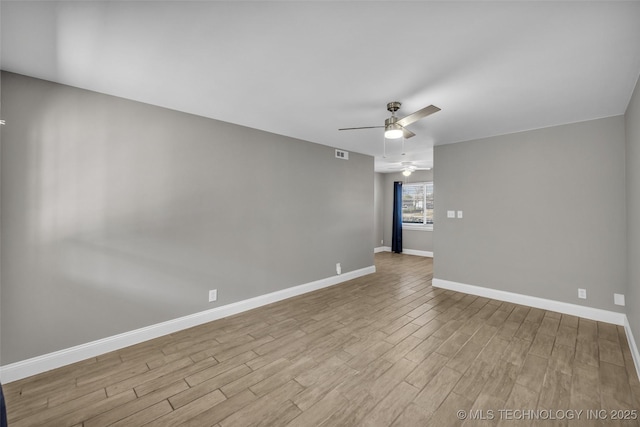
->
[335, 149, 349, 160]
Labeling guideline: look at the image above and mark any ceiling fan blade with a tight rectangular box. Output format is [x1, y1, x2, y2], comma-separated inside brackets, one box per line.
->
[401, 127, 416, 139]
[338, 126, 385, 131]
[396, 105, 440, 128]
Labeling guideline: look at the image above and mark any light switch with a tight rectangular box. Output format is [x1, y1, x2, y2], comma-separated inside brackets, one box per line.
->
[457, 210, 463, 219]
[447, 210, 455, 218]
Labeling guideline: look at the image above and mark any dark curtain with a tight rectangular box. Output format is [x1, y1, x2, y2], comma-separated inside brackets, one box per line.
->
[1, 382, 7, 427]
[392, 181, 403, 253]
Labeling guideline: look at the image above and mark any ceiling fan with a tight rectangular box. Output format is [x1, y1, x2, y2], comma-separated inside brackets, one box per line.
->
[386, 161, 432, 176]
[339, 101, 440, 139]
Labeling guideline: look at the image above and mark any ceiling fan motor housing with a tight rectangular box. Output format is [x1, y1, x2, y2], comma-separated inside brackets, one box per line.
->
[385, 116, 399, 127]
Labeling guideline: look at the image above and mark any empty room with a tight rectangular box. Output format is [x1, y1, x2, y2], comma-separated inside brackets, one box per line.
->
[1, 1, 640, 426]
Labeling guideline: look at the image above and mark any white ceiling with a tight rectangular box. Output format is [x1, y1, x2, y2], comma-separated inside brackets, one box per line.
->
[2, 1, 640, 172]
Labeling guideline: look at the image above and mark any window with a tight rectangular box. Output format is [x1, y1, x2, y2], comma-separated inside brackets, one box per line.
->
[402, 182, 433, 229]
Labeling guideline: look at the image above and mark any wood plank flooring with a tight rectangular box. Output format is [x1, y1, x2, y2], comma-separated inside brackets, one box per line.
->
[4, 252, 640, 426]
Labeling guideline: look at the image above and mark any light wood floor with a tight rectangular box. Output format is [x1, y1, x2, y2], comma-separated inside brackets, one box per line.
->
[4, 253, 640, 426]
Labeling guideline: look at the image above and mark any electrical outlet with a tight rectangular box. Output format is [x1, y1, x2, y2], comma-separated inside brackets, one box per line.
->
[578, 288, 586, 299]
[614, 293, 625, 306]
[336, 263, 342, 275]
[209, 289, 217, 302]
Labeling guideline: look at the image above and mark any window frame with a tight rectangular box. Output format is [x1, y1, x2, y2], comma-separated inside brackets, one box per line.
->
[401, 181, 434, 231]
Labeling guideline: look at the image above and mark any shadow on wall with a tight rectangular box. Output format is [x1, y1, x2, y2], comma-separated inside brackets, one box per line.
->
[56, 234, 219, 319]
[1, 71, 374, 365]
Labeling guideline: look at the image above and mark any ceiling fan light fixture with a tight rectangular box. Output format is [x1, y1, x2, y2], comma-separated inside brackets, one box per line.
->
[384, 123, 403, 139]
[402, 169, 412, 177]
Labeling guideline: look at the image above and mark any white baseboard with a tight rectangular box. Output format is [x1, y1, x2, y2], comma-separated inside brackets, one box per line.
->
[624, 316, 640, 382]
[402, 249, 434, 258]
[433, 277, 640, 381]
[432, 278, 626, 325]
[0, 265, 375, 383]
[375, 247, 433, 258]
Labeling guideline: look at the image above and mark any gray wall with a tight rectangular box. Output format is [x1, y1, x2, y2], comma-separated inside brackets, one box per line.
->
[0, 72, 374, 364]
[381, 170, 434, 253]
[626, 75, 640, 341]
[434, 116, 627, 313]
